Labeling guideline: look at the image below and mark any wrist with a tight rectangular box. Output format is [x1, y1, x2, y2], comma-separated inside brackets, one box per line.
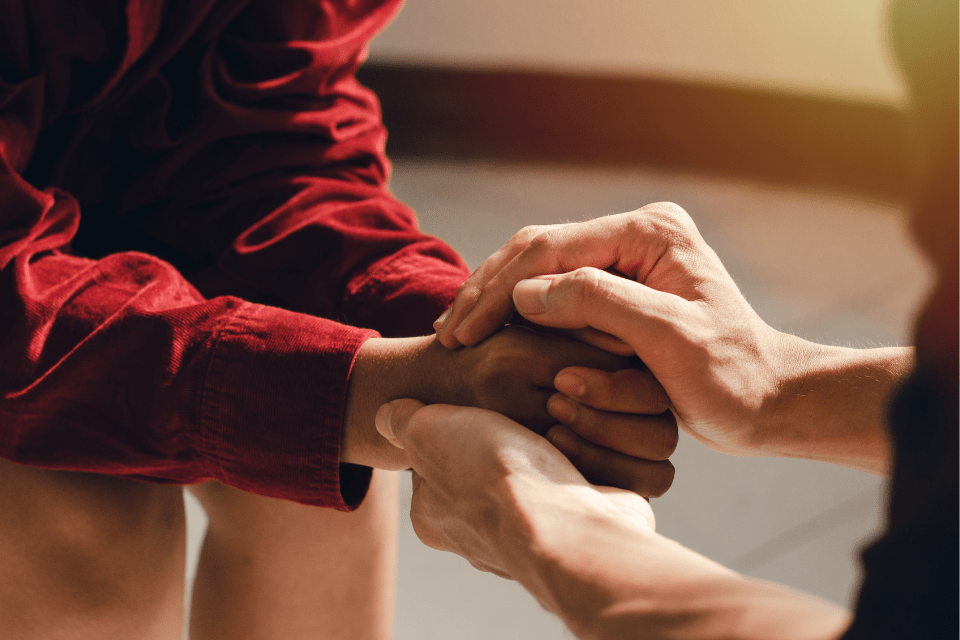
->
[509, 488, 661, 630]
[749, 334, 911, 473]
[340, 335, 437, 469]
[745, 331, 819, 455]
[522, 510, 732, 640]
[526, 514, 849, 640]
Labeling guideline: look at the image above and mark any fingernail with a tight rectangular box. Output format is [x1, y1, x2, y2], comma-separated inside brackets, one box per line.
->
[555, 371, 586, 397]
[375, 402, 403, 449]
[547, 394, 578, 425]
[433, 307, 451, 332]
[549, 427, 580, 459]
[513, 279, 550, 315]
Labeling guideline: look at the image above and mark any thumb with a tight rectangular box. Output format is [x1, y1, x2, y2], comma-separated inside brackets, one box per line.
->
[376, 398, 427, 449]
[512, 268, 680, 348]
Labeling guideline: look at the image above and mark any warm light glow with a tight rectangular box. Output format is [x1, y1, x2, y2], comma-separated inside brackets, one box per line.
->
[371, 0, 906, 105]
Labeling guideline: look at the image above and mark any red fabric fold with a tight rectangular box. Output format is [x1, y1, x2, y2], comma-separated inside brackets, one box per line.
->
[0, 0, 469, 509]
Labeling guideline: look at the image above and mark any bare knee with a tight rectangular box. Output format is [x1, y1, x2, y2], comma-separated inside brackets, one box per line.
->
[0, 458, 185, 638]
[188, 473, 400, 640]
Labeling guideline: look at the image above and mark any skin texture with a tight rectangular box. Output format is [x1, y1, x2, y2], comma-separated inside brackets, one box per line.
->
[0, 458, 186, 640]
[402, 190, 934, 638]
[189, 472, 400, 640]
[435, 205, 910, 476]
[0, 310, 680, 640]
[378, 399, 851, 640]
[183, 321, 683, 639]
[0, 458, 403, 640]
[341, 329, 678, 494]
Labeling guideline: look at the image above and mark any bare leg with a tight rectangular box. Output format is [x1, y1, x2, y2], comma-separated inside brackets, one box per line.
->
[188, 469, 400, 640]
[0, 457, 186, 639]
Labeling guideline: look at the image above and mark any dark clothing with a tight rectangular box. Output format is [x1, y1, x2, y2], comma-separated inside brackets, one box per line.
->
[843, 1, 959, 638]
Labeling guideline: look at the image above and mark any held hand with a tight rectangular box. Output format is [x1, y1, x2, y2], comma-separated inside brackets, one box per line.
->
[377, 399, 851, 640]
[341, 327, 680, 492]
[375, 399, 655, 581]
[435, 204, 784, 456]
[442, 325, 624, 433]
[547, 366, 678, 472]
[437, 326, 678, 496]
[434, 204, 717, 350]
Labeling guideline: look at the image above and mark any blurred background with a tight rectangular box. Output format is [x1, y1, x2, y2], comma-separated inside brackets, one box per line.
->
[184, 1, 931, 638]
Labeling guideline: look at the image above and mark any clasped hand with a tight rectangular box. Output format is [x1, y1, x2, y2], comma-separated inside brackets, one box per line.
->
[435, 202, 787, 458]
[428, 325, 678, 497]
[376, 398, 656, 585]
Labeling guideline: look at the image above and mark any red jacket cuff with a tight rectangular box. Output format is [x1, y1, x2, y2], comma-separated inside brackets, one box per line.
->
[198, 302, 377, 510]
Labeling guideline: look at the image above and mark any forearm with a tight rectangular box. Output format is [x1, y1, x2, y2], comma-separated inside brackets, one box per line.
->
[508, 501, 849, 640]
[754, 336, 914, 475]
[584, 570, 851, 640]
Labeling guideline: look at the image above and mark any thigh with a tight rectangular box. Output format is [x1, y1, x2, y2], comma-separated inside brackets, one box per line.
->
[189, 469, 400, 640]
[0, 457, 186, 640]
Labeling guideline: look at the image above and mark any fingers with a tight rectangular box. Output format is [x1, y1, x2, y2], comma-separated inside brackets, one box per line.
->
[564, 328, 636, 356]
[440, 206, 698, 348]
[546, 393, 678, 460]
[503, 314, 635, 356]
[511, 268, 684, 356]
[434, 224, 569, 348]
[527, 330, 630, 383]
[554, 366, 670, 414]
[438, 216, 627, 348]
[520, 323, 636, 357]
[546, 425, 675, 498]
[449, 324, 630, 433]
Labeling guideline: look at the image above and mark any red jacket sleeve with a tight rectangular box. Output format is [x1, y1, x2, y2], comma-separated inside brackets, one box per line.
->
[0, 0, 469, 509]
[61, 0, 469, 338]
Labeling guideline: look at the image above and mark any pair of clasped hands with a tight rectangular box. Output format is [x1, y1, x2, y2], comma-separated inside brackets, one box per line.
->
[377, 200, 781, 544]
[370, 202, 862, 638]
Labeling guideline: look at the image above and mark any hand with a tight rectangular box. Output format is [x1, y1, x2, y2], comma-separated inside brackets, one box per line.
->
[434, 204, 905, 472]
[435, 203, 782, 456]
[343, 328, 678, 496]
[452, 325, 679, 493]
[374, 399, 656, 582]
[435, 324, 627, 433]
[377, 398, 850, 640]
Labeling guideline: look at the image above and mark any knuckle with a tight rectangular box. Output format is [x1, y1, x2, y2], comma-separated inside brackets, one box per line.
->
[519, 227, 568, 274]
[568, 267, 605, 303]
[528, 226, 567, 259]
[514, 225, 546, 245]
[654, 201, 692, 224]
[643, 201, 691, 228]
[455, 281, 482, 306]
[635, 202, 698, 250]
[527, 231, 554, 256]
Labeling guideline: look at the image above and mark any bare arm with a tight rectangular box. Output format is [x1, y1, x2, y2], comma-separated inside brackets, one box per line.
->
[749, 337, 910, 475]
[379, 400, 852, 640]
[435, 204, 910, 475]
